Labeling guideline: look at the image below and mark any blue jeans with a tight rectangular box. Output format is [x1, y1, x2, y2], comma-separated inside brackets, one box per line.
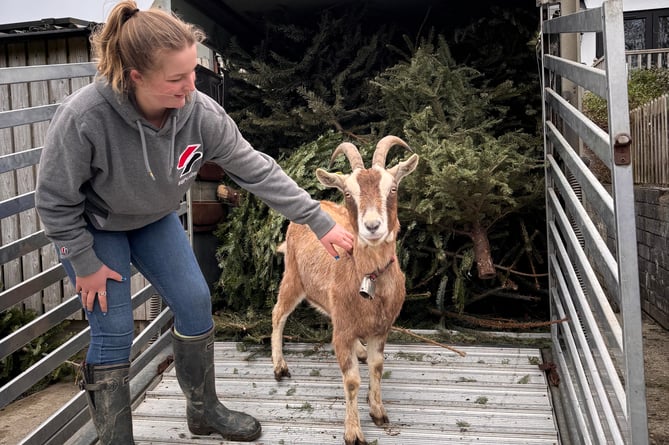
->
[61, 212, 214, 365]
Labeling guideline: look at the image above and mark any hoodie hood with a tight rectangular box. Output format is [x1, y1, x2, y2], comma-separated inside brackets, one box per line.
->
[94, 76, 196, 131]
[95, 77, 194, 180]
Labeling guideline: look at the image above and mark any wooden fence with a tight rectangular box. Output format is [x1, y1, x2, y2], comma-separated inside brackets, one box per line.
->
[593, 48, 669, 70]
[625, 48, 669, 70]
[630, 94, 669, 186]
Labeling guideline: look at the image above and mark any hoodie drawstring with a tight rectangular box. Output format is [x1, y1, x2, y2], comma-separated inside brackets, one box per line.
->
[135, 114, 176, 182]
[169, 115, 177, 176]
[136, 120, 155, 181]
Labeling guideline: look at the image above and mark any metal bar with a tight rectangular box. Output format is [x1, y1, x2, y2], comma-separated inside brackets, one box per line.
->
[0, 284, 158, 409]
[0, 62, 96, 85]
[0, 147, 42, 174]
[550, 230, 626, 420]
[547, 189, 623, 351]
[545, 121, 614, 230]
[18, 392, 88, 445]
[601, 1, 649, 442]
[543, 7, 603, 34]
[545, 87, 612, 168]
[177, 200, 187, 216]
[0, 104, 59, 129]
[553, 332, 595, 445]
[129, 308, 174, 367]
[547, 154, 619, 292]
[553, 291, 625, 445]
[0, 264, 66, 312]
[549, 262, 609, 443]
[0, 294, 81, 361]
[0, 329, 90, 410]
[0, 230, 51, 265]
[0, 190, 36, 218]
[543, 54, 607, 99]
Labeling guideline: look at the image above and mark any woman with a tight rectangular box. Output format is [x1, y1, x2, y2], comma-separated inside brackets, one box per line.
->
[35, 1, 354, 443]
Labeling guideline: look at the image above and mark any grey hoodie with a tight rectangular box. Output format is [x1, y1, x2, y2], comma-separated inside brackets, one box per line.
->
[35, 78, 334, 277]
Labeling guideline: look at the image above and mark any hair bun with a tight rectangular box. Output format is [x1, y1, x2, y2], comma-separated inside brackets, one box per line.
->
[122, 8, 140, 23]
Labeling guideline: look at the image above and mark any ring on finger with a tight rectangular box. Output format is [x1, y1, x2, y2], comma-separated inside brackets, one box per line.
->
[99, 291, 107, 296]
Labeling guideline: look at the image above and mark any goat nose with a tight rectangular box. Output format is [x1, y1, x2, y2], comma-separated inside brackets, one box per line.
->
[365, 220, 381, 233]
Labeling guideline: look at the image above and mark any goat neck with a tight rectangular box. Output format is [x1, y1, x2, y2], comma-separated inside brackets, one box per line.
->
[349, 236, 398, 280]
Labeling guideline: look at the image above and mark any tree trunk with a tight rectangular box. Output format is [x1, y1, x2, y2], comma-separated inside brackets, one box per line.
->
[469, 222, 496, 279]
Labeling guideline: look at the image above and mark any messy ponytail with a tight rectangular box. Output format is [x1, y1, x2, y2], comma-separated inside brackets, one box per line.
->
[90, 0, 206, 95]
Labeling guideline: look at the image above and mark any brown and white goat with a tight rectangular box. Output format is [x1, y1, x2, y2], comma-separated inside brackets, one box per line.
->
[271, 135, 419, 445]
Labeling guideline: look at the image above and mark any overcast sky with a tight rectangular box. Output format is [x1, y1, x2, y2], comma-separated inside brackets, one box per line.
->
[1, 0, 155, 24]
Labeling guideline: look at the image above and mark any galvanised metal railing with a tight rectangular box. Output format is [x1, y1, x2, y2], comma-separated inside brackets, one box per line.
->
[539, 1, 649, 443]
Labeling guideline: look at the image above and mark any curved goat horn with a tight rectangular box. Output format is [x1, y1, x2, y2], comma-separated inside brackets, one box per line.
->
[372, 135, 413, 168]
[329, 142, 364, 170]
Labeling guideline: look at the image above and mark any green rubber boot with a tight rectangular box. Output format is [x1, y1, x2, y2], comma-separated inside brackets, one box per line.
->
[80, 363, 135, 445]
[171, 328, 262, 441]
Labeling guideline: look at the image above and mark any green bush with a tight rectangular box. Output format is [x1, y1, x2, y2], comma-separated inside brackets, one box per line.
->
[583, 68, 669, 129]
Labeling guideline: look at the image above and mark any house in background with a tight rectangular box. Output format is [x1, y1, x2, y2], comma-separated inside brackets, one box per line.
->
[623, 3, 669, 50]
[581, 0, 669, 67]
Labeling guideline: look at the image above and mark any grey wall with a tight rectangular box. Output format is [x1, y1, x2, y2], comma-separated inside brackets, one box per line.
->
[635, 186, 669, 329]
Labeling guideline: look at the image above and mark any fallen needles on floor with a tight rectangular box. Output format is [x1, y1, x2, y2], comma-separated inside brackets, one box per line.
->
[391, 326, 467, 357]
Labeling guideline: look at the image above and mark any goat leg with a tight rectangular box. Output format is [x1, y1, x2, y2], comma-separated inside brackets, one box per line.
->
[366, 337, 389, 426]
[270, 312, 291, 380]
[271, 287, 304, 381]
[270, 324, 291, 381]
[338, 342, 367, 445]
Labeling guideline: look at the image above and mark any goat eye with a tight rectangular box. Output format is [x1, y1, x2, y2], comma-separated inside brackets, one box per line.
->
[390, 186, 397, 193]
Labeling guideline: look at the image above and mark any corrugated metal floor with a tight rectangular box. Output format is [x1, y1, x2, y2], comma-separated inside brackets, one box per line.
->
[132, 342, 559, 444]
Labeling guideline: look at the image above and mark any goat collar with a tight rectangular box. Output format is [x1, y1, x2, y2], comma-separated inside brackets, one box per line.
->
[366, 256, 396, 280]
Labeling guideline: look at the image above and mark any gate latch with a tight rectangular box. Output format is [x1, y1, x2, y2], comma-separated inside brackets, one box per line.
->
[613, 133, 632, 166]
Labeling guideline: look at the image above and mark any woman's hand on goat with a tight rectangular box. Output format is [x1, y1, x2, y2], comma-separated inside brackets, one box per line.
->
[320, 223, 354, 259]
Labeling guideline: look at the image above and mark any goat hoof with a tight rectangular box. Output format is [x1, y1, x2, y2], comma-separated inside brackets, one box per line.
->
[273, 368, 291, 381]
[371, 413, 389, 427]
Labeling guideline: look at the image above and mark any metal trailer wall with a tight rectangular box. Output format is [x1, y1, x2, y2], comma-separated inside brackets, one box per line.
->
[539, 0, 649, 443]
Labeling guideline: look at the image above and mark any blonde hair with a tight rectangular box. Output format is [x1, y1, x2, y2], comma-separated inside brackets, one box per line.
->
[91, 0, 206, 94]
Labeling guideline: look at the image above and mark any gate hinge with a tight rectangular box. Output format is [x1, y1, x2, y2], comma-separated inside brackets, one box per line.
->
[613, 133, 632, 166]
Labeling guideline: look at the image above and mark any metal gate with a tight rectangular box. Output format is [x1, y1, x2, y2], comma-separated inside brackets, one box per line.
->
[539, 1, 649, 444]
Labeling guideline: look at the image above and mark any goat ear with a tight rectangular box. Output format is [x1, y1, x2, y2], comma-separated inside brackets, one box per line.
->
[387, 154, 419, 183]
[316, 168, 347, 191]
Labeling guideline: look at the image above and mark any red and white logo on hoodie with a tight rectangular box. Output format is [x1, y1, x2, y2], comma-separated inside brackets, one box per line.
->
[177, 144, 202, 177]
